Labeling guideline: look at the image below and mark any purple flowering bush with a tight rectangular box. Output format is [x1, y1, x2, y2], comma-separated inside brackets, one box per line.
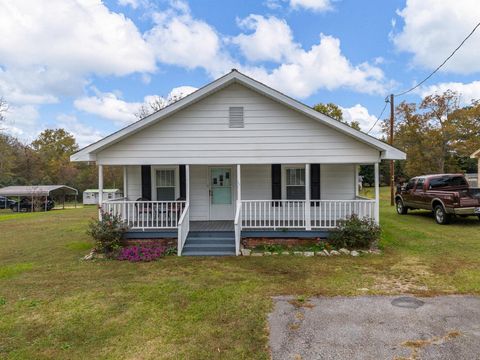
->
[117, 245, 167, 262]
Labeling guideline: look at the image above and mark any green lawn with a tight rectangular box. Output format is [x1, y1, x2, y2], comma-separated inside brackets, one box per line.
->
[0, 188, 479, 359]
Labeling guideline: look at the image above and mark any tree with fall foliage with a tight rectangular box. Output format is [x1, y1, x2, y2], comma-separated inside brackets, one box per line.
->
[388, 90, 480, 177]
[312, 102, 361, 130]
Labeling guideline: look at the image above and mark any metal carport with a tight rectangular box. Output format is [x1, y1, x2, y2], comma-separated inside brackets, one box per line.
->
[0, 185, 78, 211]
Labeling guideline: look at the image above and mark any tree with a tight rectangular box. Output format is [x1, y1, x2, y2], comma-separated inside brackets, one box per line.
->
[313, 102, 362, 130]
[31, 129, 79, 184]
[135, 94, 184, 120]
[313, 103, 343, 121]
[388, 90, 480, 178]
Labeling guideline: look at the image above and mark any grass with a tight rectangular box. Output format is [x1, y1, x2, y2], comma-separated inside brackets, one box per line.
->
[0, 187, 479, 359]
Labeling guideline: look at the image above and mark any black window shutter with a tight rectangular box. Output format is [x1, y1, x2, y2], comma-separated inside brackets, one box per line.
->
[310, 164, 321, 201]
[141, 165, 152, 200]
[179, 165, 186, 200]
[271, 164, 281, 206]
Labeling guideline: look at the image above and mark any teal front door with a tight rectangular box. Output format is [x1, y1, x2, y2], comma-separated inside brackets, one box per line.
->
[209, 167, 234, 220]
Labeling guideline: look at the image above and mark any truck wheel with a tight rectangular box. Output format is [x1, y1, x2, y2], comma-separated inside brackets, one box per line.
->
[396, 198, 408, 215]
[434, 205, 450, 225]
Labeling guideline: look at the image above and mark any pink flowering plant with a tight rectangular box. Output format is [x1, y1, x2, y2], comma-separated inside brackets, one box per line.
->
[87, 211, 126, 255]
[117, 245, 167, 262]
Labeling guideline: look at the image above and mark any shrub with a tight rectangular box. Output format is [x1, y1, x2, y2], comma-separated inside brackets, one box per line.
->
[117, 245, 166, 262]
[87, 211, 126, 255]
[329, 215, 381, 249]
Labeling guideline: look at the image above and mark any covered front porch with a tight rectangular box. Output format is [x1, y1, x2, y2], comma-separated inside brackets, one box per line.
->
[99, 162, 380, 256]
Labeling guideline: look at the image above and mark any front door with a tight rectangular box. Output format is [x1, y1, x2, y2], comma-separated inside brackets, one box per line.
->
[209, 167, 234, 220]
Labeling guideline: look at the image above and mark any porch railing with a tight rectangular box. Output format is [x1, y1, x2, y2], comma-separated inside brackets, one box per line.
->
[177, 203, 190, 256]
[241, 199, 375, 229]
[102, 200, 186, 230]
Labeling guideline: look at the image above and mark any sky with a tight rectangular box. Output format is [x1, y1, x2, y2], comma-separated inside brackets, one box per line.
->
[1, 0, 480, 147]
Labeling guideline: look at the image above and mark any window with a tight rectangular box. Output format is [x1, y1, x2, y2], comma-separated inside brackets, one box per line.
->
[405, 179, 416, 190]
[156, 169, 176, 200]
[286, 167, 305, 199]
[429, 176, 468, 189]
[415, 178, 425, 190]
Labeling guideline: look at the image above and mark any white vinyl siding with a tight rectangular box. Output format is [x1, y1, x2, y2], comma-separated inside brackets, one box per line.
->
[241, 164, 271, 200]
[126, 165, 141, 201]
[190, 165, 209, 221]
[96, 83, 380, 165]
[320, 164, 356, 200]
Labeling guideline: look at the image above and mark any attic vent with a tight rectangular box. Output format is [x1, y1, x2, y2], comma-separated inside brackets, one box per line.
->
[229, 106, 244, 128]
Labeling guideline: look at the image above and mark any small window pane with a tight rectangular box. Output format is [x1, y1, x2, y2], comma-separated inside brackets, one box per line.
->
[287, 186, 305, 200]
[286, 168, 305, 186]
[157, 187, 175, 201]
[156, 170, 175, 187]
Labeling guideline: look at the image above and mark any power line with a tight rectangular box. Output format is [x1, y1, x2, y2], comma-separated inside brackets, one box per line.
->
[394, 20, 480, 97]
[366, 97, 389, 134]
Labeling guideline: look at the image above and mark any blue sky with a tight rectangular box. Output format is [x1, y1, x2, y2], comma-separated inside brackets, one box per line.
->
[1, 0, 479, 146]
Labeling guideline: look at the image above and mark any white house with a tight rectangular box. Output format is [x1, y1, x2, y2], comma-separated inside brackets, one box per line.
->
[71, 70, 405, 256]
[83, 189, 123, 205]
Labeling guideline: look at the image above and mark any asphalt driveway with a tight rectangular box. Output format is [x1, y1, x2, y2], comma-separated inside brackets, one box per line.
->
[269, 296, 480, 360]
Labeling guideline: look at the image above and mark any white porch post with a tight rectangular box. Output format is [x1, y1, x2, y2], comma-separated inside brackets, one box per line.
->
[236, 164, 241, 204]
[355, 165, 359, 197]
[98, 164, 104, 220]
[374, 162, 380, 224]
[122, 166, 128, 222]
[123, 166, 128, 199]
[186, 164, 190, 202]
[305, 163, 311, 230]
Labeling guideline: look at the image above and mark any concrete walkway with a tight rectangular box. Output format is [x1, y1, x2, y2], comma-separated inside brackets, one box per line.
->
[269, 295, 480, 360]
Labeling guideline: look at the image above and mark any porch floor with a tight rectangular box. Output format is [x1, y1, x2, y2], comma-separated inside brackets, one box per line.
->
[190, 221, 234, 232]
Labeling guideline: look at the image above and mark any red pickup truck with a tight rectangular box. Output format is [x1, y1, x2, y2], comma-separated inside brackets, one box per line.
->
[395, 174, 480, 224]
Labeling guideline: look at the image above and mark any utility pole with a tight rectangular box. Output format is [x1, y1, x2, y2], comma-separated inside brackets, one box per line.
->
[389, 94, 395, 206]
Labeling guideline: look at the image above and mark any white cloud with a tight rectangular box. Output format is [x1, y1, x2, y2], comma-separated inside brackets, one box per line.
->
[145, 2, 235, 77]
[0, 0, 155, 104]
[74, 86, 198, 124]
[74, 91, 141, 125]
[118, 0, 140, 8]
[342, 104, 383, 136]
[168, 86, 198, 99]
[393, 0, 480, 74]
[232, 15, 300, 63]
[2, 105, 41, 140]
[290, 0, 333, 12]
[419, 81, 480, 104]
[242, 33, 386, 98]
[56, 114, 104, 147]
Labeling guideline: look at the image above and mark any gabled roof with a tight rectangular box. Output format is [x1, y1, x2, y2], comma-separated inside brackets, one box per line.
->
[71, 69, 406, 162]
[0, 185, 78, 197]
[471, 149, 480, 158]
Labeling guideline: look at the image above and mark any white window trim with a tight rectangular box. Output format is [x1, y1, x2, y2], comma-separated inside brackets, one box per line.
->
[281, 164, 306, 200]
[151, 165, 180, 201]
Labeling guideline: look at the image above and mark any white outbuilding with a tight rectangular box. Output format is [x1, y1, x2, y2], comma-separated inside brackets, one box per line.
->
[83, 189, 123, 205]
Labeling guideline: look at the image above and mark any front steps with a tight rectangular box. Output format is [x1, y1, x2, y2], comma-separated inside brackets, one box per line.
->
[181, 231, 236, 256]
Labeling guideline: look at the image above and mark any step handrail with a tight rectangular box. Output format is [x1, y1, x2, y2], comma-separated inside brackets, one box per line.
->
[177, 202, 190, 256]
[234, 201, 242, 256]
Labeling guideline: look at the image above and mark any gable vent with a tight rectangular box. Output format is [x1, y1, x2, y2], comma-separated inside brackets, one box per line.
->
[229, 106, 244, 128]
